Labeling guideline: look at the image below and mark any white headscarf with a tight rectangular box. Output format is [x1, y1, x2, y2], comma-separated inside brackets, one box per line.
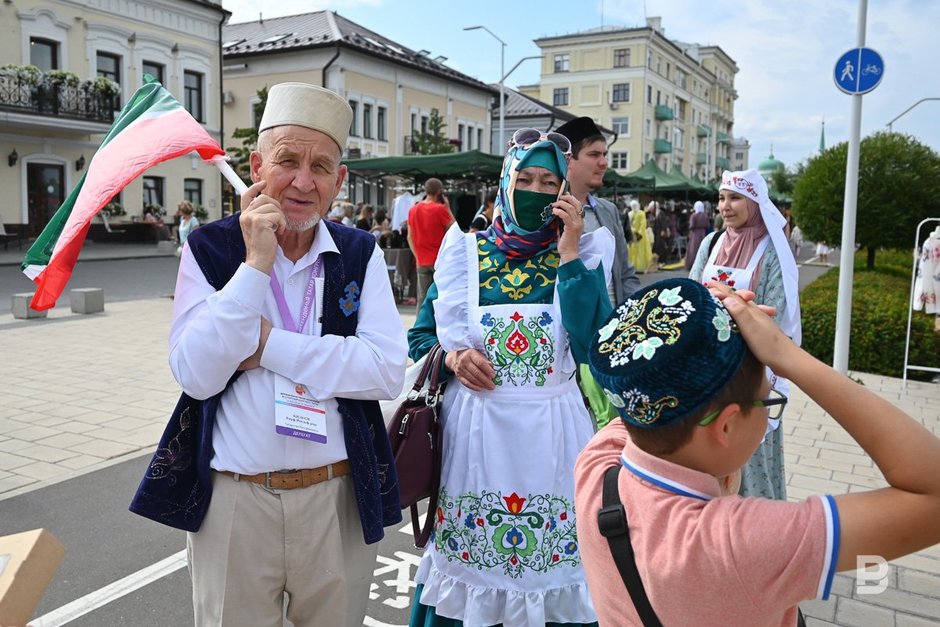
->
[719, 169, 801, 347]
[693, 201, 705, 213]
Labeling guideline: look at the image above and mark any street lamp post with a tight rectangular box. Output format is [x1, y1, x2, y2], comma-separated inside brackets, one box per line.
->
[886, 97, 940, 131]
[464, 25, 506, 152]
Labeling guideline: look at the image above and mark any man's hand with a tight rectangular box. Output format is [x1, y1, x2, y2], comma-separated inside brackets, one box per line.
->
[238, 317, 273, 371]
[444, 348, 497, 392]
[240, 180, 286, 275]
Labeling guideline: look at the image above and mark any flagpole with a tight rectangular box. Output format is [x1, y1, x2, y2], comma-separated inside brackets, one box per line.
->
[211, 156, 248, 196]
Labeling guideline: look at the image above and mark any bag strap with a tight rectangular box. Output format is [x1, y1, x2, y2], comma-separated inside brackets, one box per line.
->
[411, 344, 440, 394]
[599, 465, 663, 627]
[706, 228, 725, 260]
[413, 343, 446, 548]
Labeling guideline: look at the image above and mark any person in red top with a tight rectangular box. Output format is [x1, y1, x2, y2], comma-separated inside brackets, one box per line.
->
[407, 177, 454, 311]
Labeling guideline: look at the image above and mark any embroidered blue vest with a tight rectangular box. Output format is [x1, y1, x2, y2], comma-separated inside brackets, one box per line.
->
[129, 215, 402, 544]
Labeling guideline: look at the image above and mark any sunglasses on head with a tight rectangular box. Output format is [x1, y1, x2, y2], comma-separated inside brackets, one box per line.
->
[509, 128, 572, 155]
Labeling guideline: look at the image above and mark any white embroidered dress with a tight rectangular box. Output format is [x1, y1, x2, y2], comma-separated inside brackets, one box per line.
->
[414, 225, 613, 626]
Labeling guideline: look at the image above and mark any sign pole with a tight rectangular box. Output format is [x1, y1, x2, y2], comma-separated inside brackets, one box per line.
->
[832, 0, 868, 374]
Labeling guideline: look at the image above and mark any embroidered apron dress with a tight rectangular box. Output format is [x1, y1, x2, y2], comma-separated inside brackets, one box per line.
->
[414, 232, 598, 626]
[702, 233, 789, 499]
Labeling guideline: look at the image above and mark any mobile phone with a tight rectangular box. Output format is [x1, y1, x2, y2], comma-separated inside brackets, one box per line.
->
[556, 179, 568, 200]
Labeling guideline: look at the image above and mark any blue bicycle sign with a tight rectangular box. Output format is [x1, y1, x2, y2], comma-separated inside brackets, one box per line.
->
[835, 47, 885, 95]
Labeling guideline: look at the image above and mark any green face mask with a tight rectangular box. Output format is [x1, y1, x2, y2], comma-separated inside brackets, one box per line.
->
[511, 189, 557, 231]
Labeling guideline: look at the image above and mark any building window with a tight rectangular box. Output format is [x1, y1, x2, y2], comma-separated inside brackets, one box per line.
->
[377, 106, 387, 141]
[611, 152, 629, 170]
[477, 128, 483, 152]
[97, 52, 121, 85]
[553, 87, 569, 106]
[142, 61, 164, 85]
[612, 117, 630, 136]
[363, 103, 373, 139]
[458, 123, 465, 151]
[665, 62, 671, 79]
[410, 112, 417, 134]
[349, 100, 359, 136]
[142, 176, 164, 211]
[645, 118, 652, 138]
[421, 115, 428, 134]
[674, 128, 684, 149]
[183, 178, 203, 206]
[554, 54, 570, 73]
[30, 38, 58, 71]
[184, 70, 203, 122]
[611, 83, 630, 103]
[647, 49, 652, 69]
[613, 48, 630, 68]
[647, 85, 652, 104]
[735, 151, 744, 160]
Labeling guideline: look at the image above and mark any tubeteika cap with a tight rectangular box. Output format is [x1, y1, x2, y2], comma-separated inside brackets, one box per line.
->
[588, 278, 746, 428]
[259, 82, 352, 151]
[554, 116, 604, 146]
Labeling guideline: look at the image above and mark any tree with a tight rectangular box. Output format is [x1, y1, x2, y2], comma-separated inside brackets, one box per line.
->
[227, 86, 268, 182]
[793, 131, 940, 268]
[412, 108, 456, 155]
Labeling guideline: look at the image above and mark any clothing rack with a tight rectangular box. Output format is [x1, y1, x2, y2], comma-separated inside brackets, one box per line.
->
[903, 217, 940, 388]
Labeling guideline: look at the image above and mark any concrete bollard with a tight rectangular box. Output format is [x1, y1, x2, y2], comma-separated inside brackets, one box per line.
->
[12, 293, 47, 319]
[69, 288, 105, 314]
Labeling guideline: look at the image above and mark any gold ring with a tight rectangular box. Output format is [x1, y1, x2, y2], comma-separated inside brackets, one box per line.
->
[578, 208, 585, 218]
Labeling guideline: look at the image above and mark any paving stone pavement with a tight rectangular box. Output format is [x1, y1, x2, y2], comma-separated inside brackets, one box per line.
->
[1, 296, 938, 625]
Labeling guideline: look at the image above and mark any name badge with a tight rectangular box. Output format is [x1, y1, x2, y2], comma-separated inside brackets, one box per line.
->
[274, 374, 327, 443]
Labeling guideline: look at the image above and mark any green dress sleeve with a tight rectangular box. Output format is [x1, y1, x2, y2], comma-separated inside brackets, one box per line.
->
[755, 246, 787, 325]
[407, 282, 440, 362]
[557, 258, 614, 365]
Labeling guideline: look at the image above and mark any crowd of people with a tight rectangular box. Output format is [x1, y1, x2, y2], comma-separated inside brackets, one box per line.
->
[134, 83, 940, 627]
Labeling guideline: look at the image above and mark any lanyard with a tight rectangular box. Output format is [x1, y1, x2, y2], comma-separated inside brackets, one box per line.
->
[269, 257, 322, 333]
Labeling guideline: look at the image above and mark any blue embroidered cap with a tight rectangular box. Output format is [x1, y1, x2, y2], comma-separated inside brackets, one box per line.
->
[588, 278, 746, 428]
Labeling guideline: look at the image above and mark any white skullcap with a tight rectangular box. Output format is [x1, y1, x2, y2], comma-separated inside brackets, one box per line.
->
[259, 82, 352, 151]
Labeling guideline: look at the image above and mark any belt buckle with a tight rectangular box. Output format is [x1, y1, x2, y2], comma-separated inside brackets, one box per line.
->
[264, 472, 275, 490]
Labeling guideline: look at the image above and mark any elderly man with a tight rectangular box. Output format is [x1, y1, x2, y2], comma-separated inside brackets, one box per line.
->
[131, 82, 406, 626]
[555, 117, 641, 305]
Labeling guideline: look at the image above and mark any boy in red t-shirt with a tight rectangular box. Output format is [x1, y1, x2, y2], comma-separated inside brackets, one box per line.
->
[407, 177, 453, 311]
[575, 278, 940, 626]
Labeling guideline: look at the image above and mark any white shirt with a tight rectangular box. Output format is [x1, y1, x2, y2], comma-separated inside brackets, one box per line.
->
[170, 224, 408, 474]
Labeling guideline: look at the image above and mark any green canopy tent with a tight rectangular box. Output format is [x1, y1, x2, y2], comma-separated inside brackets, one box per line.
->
[600, 169, 656, 196]
[342, 149, 504, 185]
[669, 165, 712, 195]
[625, 160, 697, 194]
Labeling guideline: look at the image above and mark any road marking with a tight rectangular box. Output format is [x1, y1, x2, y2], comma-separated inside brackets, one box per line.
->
[30, 550, 187, 626]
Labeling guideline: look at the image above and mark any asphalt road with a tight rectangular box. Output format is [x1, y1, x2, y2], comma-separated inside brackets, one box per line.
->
[1, 454, 427, 627]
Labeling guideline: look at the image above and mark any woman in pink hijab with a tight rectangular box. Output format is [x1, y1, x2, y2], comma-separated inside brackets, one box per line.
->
[689, 168, 801, 501]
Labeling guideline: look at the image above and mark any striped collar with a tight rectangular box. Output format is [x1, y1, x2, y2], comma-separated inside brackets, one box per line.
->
[620, 436, 722, 502]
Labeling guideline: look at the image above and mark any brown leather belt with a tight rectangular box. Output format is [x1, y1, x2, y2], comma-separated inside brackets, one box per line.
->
[219, 460, 351, 490]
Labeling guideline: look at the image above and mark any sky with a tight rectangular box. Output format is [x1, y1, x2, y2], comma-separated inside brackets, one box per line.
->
[223, 0, 940, 170]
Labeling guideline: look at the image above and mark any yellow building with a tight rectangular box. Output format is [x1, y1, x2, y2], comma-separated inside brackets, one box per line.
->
[521, 17, 738, 182]
[222, 10, 495, 208]
[0, 0, 227, 239]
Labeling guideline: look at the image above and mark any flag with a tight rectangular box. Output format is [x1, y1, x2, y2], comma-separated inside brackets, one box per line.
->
[22, 77, 224, 311]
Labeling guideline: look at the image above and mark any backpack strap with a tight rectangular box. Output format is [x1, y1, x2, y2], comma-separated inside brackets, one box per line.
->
[599, 465, 663, 627]
[706, 228, 726, 260]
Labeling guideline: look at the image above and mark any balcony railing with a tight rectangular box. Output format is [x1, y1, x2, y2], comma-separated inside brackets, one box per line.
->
[716, 156, 731, 169]
[696, 152, 707, 165]
[0, 77, 117, 124]
[717, 131, 732, 144]
[654, 104, 674, 121]
[697, 124, 712, 138]
[654, 139, 673, 154]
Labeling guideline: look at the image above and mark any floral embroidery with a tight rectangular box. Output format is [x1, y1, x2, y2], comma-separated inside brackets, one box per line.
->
[598, 286, 696, 368]
[604, 388, 626, 408]
[713, 307, 734, 342]
[146, 406, 193, 484]
[338, 281, 361, 317]
[481, 311, 555, 386]
[501, 268, 533, 300]
[434, 488, 580, 578]
[623, 388, 679, 425]
[709, 269, 736, 287]
[477, 240, 560, 302]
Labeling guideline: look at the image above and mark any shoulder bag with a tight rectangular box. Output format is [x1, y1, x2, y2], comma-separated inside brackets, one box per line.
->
[387, 343, 445, 547]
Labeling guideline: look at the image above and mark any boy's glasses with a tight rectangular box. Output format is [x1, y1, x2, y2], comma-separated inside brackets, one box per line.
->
[509, 128, 572, 156]
[698, 388, 788, 426]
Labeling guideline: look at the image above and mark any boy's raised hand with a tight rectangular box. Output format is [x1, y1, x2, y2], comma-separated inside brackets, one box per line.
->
[706, 281, 797, 376]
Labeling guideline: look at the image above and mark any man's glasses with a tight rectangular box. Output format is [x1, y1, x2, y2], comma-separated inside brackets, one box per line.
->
[509, 128, 572, 156]
[698, 388, 788, 426]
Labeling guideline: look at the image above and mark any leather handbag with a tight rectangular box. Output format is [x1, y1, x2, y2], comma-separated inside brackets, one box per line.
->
[387, 343, 445, 548]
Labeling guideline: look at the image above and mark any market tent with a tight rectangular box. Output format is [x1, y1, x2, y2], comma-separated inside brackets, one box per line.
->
[669, 165, 712, 194]
[601, 168, 656, 194]
[626, 160, 695, 193]
[343, 149, 504, 184]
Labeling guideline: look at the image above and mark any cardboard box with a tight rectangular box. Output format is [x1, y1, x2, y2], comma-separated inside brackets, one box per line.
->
[0, 529, 66, 626]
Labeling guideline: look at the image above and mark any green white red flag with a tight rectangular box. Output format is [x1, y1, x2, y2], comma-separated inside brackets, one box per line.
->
[22, 77, 225, 311]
